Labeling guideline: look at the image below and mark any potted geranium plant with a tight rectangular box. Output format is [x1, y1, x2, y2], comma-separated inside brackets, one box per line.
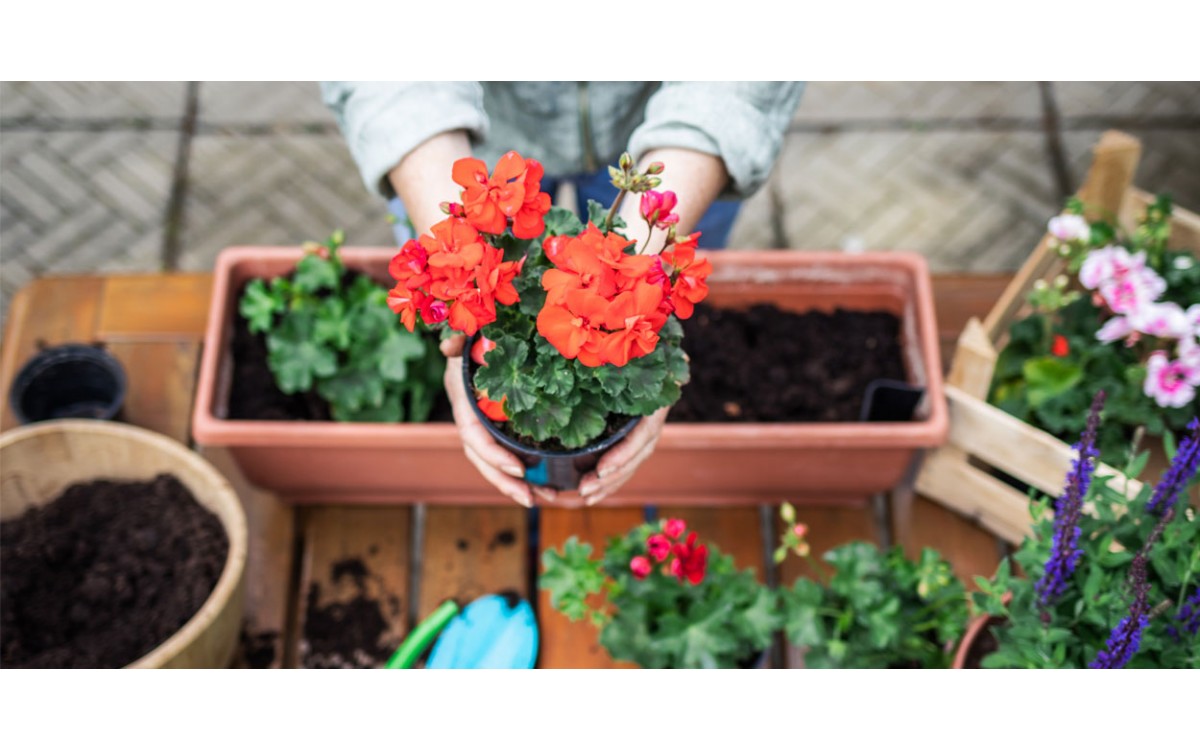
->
[540, 516, 779, 668]
[774, 503, 968, 668]
[990, 195, 1200, 465]
[385, 151, 709, 489]
[959, 392, 1200, 668]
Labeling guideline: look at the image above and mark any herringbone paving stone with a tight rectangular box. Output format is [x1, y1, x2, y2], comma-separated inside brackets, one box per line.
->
[198, 81, 334, 125]
[1052, 82, 1200, 118]
[0, 81, 187, 120]
[0, 130, 174, 319]
[176, 133, 395, 271]
[730, 130, 1056, 272]
[792, 82, 1043, 122]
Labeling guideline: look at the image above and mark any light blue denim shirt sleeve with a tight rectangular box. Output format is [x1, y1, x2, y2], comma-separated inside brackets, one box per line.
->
[321, 82, 804, 200]
[627, 82, 805, 199]
[320, 82, 489, 198]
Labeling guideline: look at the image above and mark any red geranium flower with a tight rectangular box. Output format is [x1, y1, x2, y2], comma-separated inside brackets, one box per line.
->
[452, 152, 527, 236]
[471, 335, 496, 366]
[659, 232, 712, 320]
[646, 533, 671, 562]
[477, 392, 508, 422]
[630, 556, 652, 580]
[669, 532, 708, 585]
[663, 518, 687, 539]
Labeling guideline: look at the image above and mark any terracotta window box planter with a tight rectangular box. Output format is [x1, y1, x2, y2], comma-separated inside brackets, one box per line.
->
[192, 248, 946, 505]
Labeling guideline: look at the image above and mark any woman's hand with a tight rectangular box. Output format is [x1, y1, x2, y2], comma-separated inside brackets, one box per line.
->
[441, 334, 556, 508]
[577, 406, 669, 505]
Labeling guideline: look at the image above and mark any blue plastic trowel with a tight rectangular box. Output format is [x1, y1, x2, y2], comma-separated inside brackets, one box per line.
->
[384, 593, 538, 669]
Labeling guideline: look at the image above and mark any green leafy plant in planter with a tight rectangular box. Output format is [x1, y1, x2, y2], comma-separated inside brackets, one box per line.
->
[969, 392, 1200, 668]
[990, 195, 1200, 464]
[239, 230, 444, 422]
[540, 517, 779, 668]
[775, 503, 968, 668]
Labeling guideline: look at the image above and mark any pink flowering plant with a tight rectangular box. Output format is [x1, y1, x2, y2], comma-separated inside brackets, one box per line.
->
[539, 517, 779, 668]
[990, 195, 1200, 463]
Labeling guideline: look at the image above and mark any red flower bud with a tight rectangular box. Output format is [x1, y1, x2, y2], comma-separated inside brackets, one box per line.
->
[630, 556, 652, 580]
[1052, 335, 1069, 358]
[471, 335, 497, 366]
[663, 518, 686, 540]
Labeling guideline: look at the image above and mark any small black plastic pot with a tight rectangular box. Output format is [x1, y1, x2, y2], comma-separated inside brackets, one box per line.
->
[463, 338, 640, 491]
[10, 344, 126, 424]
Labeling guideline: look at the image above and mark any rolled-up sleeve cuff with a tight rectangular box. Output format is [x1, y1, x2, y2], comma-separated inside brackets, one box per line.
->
[627, 82, 804, 199]
[323, 82, 489, 198]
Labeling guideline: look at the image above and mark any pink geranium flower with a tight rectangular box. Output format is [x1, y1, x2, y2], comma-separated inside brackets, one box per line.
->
[1096, 315, 1134, 344]
[663, 518, 687, 540]
[640, 190, 680, 230]
[1048, 214, 1091, 243]
[1132, 301, 1190, 339]
[1079, 246, 1167, 316]
[646, 533, 671, 563]
[1144, 351, 1198, 409]
[630, 556, 652, 580]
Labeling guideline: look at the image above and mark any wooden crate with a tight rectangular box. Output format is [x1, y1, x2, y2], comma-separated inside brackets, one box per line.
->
[916, 130, 1199, 543]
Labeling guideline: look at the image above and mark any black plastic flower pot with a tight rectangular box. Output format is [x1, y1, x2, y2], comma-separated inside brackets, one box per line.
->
[463, 338, 640, 491]
[9, 344, 126, 424]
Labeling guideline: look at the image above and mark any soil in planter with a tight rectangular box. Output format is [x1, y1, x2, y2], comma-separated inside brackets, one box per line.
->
[301, 557, 398, 669]
[0, 474, 229, 669]
[228, 277, 453, 422]
[963, 623, 1001, 669]
[670, 303, 906, 423]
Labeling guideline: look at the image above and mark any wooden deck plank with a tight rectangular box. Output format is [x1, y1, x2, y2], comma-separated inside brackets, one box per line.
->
[0, 277, 106, 431]
[198, 446, 296, 668]
[903, 495, 1003, 590]
[293, 506, 411, 668]
[538, 507, 644, 669]
[95, 274, 212, 340]
[671, 507, 766, 581]
[104, 340, 201, 445]
[417, 507, 529, 618]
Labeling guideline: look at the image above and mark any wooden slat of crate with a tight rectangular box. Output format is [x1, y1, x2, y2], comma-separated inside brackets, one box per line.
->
[418, 507, 530, 618]
[292, 506, 411, 668]
[0, 277, 106, 431]
[95, 273, 213, 339]
[538, 507, 644, 668]
[198, 446, 295, 668]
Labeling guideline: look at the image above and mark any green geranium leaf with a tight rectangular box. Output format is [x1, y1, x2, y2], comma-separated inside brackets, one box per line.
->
[378, 329, 427, 382]
[267, 335, 338, 393]
[472, 338, 538, 412]
[1024, 356, 1084, 408]
[317, 364, 385, 414]
[240, 278, 284, 334]
[543, 206, 584, 237]
[293, 252, 340, 294]
[557, 395, 609, 449]
[540, 539, 604, 622]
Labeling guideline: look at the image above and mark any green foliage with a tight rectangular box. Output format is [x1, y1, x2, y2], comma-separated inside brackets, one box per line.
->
[971, 443, 1200, 668]
[237, 231, 444, 423]
[778, 542, 968, 668]
[989, 196, 1200, 465]
[475, 259, 690, 449]
[540, 520, 780, 669]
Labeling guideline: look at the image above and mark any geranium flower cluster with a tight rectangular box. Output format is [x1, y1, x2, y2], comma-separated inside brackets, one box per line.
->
[537, 217, 711, 368]
[386, 151, 549, 336]
[1053, 212, 1200, 409]
[629, 518, 709, 585]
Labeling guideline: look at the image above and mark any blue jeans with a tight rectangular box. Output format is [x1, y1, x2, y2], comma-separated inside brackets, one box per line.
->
[388, 167, 741, 248]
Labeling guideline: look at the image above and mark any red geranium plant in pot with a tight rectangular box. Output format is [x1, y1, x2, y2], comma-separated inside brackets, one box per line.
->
[386, 151, 711, 490]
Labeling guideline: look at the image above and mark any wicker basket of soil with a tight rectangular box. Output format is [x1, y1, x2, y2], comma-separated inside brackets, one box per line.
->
[0, 420, 247, 668]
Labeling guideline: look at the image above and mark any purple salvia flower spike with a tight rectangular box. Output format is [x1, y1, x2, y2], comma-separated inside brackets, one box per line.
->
[1146, 418, 1200, 516]
[1168, 585, 1200, 642]
[1036, 391, 1105, 609]
[1090, 554, 1152, 669]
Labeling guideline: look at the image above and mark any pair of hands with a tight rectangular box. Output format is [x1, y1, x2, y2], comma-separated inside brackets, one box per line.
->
[440, 334, 668, 507]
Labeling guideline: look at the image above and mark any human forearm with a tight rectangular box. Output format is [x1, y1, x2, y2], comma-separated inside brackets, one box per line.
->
[387, 130, 474, 236]
[617, 148, 729, 253]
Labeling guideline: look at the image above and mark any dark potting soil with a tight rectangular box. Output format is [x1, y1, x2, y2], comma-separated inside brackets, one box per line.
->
[0, 475, 229, 669]
[669, 303, 906, 423]
[963, 623, 1000, 670]
[227, 277, 453, 422]
[301, 557, 398, 669]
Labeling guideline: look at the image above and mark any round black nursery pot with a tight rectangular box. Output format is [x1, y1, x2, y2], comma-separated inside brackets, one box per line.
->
[10, 343, 126, 424]
[463, 341, 640, 491]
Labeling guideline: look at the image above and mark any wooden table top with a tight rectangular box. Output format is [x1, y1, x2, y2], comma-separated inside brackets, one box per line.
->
[0, 271, 1011, 668]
